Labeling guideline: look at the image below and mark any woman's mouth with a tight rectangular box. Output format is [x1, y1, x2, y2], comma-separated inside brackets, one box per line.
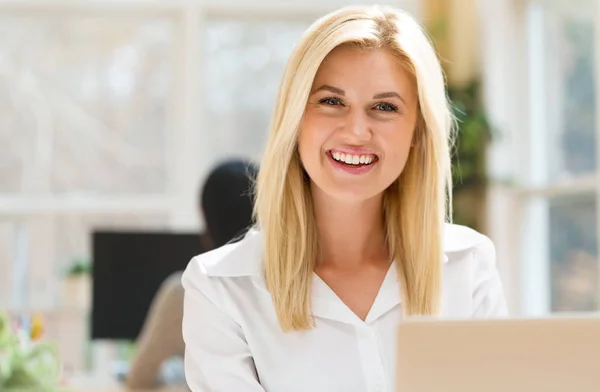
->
[326, 149, 379, 175]
[329, 150, 379, 166]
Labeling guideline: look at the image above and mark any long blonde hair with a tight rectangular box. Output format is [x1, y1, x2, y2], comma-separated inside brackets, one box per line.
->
[254, 5, 454, 331]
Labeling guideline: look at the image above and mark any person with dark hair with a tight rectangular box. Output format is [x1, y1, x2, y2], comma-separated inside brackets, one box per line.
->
[199, 160, 258, 249]
[125, 159, 258, 390]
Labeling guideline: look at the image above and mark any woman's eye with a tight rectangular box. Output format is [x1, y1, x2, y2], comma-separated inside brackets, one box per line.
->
[319, 97, 342, 106]
[374, 102, 398, 112]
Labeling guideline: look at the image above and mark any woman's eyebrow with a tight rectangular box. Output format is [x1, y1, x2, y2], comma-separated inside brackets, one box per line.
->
[373, 91, 405, 105]
[311, 85, 345, 95]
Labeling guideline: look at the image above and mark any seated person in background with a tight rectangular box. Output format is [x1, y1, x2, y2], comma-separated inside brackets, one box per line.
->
[125, 159, 259, 390]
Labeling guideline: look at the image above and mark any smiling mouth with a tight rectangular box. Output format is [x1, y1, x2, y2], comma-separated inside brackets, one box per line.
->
[327, 150, 379, 166]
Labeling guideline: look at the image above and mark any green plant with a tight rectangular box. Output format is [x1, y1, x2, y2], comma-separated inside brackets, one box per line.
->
[0, 312, 61, 391]
[447, 81, 494, 230]
[448, 81, 494, 192]
[64, 258, 91, 278]
[424, 11, 495, 230]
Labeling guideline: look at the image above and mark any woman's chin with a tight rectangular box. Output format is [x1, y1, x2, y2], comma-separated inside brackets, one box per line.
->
[313, 180, 385, 205]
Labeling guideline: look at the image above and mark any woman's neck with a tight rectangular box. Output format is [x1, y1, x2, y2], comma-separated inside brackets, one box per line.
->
[312, 186, 388, 270]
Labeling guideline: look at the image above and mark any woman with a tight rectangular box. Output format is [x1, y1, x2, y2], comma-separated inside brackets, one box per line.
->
[125, 159, 257, 389]
[182, 5, 507, 392]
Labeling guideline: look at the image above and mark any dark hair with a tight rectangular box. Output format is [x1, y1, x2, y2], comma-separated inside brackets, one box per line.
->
[200, 159, 258, 248]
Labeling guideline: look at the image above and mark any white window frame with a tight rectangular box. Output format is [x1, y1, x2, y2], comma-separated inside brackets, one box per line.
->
[481, 0, 600, 316]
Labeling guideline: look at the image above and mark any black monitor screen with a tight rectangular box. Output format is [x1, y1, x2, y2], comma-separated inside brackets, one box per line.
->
[91, 230, 205, 341]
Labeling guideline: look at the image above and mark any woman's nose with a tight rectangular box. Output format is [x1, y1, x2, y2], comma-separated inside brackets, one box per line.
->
[342, 110, 372, 142]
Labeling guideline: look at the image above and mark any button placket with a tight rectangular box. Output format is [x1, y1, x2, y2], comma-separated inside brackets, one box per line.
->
[357, 325, 388, 392]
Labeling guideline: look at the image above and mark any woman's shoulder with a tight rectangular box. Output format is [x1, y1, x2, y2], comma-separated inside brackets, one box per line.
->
[443, 224, 508, 317]
[181, 229, 264, 294]
[444, 223, 492, 250]
[443, 223, 496, 269]
[181, 229, 269, 325]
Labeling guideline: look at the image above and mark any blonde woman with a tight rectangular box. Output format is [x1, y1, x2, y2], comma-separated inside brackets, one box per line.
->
[182, 5, 507, 392]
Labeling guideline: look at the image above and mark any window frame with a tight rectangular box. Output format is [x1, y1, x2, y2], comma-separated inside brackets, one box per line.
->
[481, 0, 600, 315]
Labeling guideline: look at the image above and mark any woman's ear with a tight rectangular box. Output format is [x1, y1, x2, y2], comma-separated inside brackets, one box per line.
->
[411, 126, 420, 147]
[411, 115, 424, 147]
[411, 134, 419, 147]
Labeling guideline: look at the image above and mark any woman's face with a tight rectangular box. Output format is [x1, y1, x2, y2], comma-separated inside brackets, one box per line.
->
[298, 45, 419, 204]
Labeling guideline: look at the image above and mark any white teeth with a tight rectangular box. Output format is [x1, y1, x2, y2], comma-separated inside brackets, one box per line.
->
[330, 152, 376, 166]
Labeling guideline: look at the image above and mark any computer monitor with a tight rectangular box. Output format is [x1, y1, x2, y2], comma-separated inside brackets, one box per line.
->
[91, 230, 206, 341]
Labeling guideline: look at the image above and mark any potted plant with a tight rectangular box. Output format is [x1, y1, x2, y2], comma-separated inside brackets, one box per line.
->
[61, 258, 92, 310]
[0, 312, 62, 391]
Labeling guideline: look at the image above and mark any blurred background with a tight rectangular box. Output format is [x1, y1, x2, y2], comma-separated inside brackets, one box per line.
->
[0, 0, 597, 389]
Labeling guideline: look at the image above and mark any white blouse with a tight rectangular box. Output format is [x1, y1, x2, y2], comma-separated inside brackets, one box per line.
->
[181, 224, 508, 392]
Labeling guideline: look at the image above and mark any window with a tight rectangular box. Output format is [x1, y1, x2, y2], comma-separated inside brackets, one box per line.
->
[549, 195, 597, 311]
[533, 0, 596, 183]
[0, 15, 175, 309]
[505, 0, 600, 315]
[480, 0, 599, 315]
[0, 16, 173, 196]
[201, 20, 311, 164]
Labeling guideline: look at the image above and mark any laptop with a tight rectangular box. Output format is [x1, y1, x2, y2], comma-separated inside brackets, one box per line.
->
[396, 316, 600, 392]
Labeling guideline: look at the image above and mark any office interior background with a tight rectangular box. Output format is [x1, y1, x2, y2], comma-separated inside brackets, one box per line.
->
[0, 0, 598, 387]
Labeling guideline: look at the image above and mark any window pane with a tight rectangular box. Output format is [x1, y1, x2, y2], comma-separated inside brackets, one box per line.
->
[550, 195, 598, 311]
[0, 16, 173, 195]
[201, 20, 311, 164]
[540, 1, 596, 181]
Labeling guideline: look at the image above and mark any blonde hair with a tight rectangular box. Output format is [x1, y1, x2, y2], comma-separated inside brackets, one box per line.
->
[254, 5, 454, 331]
